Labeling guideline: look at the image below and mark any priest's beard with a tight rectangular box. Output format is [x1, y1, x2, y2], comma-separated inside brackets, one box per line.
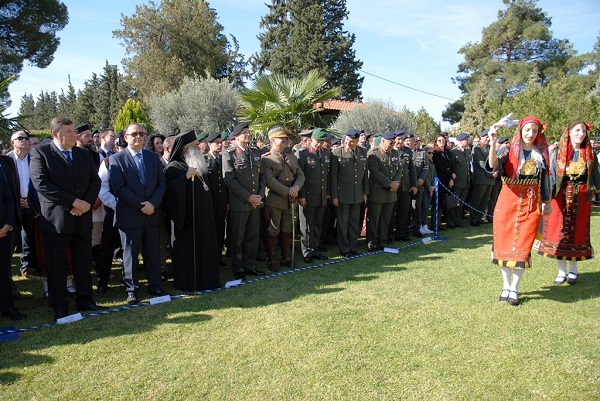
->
[183, 146, 208, 176]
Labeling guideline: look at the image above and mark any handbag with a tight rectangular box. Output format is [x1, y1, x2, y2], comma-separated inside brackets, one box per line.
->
[444, 194, 460, 209]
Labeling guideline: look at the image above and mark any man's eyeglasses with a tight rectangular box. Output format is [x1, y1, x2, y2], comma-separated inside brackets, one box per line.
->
[427, 152, 433, 154]
[127, 131, 146, 137]
[14, 137, 29, 141]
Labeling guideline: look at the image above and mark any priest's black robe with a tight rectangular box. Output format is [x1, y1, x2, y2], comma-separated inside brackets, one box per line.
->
[164, 160, 220, 291]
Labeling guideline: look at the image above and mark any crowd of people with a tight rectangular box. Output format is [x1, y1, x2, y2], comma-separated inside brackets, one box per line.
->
[1, 115, 599, 322]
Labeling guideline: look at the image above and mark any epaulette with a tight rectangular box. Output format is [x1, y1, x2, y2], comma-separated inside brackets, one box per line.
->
[497, 147, 509, 158]
[261, 151, 271, 158]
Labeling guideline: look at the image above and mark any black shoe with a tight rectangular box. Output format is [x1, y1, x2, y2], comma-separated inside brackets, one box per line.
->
[350, 250, 360, 255]
[470, 221, 480, 227]
[77, 303, 108, 312]
[455, 223, 465, 228]
[413, 231, 423, 237]
[148, 288, 168, 296]
[318, 245, 328, 252]
[507, 291, 520, 306]
[54, 309, 68, 321]
[313, 254, 328, 260]
[567, 273, 578, 285]
[368, 245, 378, 252]
[2, 307, 27, 320]
[303, 256, 313, 263]
[267, 261, 280, 272]
[234, 272, 246, 280]
[256, 255, 267, 262]
[245, 269, 266, 276]
[399, 235, 410, 241]
[96, 285, 108, 294]
[340, 252, 352, 258]
[126, 293, 139, 305]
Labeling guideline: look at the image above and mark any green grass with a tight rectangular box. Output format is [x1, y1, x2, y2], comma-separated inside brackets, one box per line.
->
[2, 209, 600, 400]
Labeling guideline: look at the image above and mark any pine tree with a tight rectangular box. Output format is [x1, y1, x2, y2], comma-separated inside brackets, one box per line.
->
[254, 0, 363, 100]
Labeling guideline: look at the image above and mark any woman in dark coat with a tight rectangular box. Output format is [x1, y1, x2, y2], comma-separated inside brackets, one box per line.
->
[431, 134, 455, 230]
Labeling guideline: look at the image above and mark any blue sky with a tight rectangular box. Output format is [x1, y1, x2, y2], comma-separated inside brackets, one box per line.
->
[6, 0, 600, 129]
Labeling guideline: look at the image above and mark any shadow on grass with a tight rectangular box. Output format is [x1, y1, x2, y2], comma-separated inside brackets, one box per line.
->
[524, 271, 600, 304]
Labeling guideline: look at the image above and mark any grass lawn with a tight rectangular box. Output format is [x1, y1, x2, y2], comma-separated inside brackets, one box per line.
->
[1, 209, 599, 400]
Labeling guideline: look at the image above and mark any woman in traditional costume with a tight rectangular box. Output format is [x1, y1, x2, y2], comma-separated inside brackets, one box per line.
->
[488, 116, 552, 305]
[536, 122, 600, 285]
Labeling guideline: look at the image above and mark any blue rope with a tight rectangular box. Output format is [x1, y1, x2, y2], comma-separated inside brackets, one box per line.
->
[2, 239, 429, 336]
[436, 180, 493, 220]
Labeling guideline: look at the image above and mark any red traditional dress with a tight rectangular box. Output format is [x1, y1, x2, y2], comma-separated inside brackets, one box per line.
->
[536, 124, 599, 261]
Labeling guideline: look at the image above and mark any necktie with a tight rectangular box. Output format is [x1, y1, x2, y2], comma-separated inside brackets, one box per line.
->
[62, 150, 72, 166]
[136, 153, 145, 184]
[107, 150, 113, 157]
[351, 149, 356, 161]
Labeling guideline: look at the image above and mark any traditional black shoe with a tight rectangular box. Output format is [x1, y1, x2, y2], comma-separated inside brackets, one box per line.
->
[470, 221, 480, 227]
[54, 309, 68, 321]
[96, 285, 108, 294]
[399, 235, 410, 241]
[313, 254, 328, 260]
[246, 269, 266, 276]
[498, 289, 510, 302]
[507, 291, 520, 306]
[553, 276, 567, 285]
[148, 288, 169, 296]
[446, 224, 456, 229]
[78, 303, 108, 312]
[567, 273, 578, 285]
[2, 307, 27, 320]
[303, 256, 313, 263]
[234, 272, 246, 280]
[126, 293, 139, 305]
[280, 258, 293, 267]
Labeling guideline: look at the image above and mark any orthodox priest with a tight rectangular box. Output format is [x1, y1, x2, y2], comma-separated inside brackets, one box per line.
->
[164, 130, 220, 292]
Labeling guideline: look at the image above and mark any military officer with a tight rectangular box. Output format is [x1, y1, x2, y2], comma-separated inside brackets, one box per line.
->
[366, 131, 401, 251]
[393, 131, 418, 241]
[295, 128, 330, 263]
[292, 129, 313, 152]
[449, 132, 471, 228]
[471, 129, 495, 226]
[262, 126, 305, 271]
[222, 122, 266, 280]
[330, 129, 369, 257]
[205, 132, 228, 264]
[405, 132, 429, 237]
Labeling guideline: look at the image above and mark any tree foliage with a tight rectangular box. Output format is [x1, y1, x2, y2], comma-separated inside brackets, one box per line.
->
[0, 0, 69, 106]
[455, 0, 573, 99]
[113, 0, 246, 99]
[114, 98, 152, 134]
[332, 100, 439, 143]
[148, 75, 238, 134]
[0, 76, 27, 143]
[238, 70, 340, 138]
[254, 0, 363, 101]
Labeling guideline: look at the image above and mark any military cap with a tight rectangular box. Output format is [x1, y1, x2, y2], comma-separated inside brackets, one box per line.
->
[312, 128, 329, 141]
[196, 132, 208, 141]
[256, 136, 265, 141]
[498, 136, 509, 144]
[373, 136, 383, 147]
[381, 131, 396, 140]
[325, 133, 334, 141]
[222, 131, 231, 140]
[404, 132, 415, 139]
[456, 132, 470, 141]
[231, 122, 249, 137]
[207, 131, 222, 143]
[480, 129, 490, 137]
[267, 125, 288, 140]
[332, 138, 341, 146]
[76, 124, 91, 134]
[299, 129, 313, 137]
[344, 129, 361, 139]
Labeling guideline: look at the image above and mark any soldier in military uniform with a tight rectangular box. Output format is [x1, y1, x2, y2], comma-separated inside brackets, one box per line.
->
[392, 132, 418, 241]
[292, 129, 313, 152]
[222, 122, 266, 280]
[205, 132, 228, 264]
[366, 131, 401, 251]
[405, 132, 429, 237]
[262, 126, 305, 271]
[449, 132, 471, 228]
[487, 136, 507, 222]
[330, 129, 369, 257]
[295, 128, 330, 263]
[471, 129, 495, 226]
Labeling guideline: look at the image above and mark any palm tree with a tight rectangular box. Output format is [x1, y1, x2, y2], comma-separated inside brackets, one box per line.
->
[0, 76, 28, 144]
[238, 70, 340, 139]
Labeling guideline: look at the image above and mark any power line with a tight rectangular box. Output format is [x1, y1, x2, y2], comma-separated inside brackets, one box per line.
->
[359, 69, 457, 102]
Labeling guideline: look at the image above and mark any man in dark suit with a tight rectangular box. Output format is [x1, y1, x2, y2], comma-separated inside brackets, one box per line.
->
[109, 123, 167, 305]
[30, 116, 104, 321]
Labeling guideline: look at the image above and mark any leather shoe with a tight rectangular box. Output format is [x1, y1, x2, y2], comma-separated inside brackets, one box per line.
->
[2, 307, 27, 320]
[234, 272, 246, 280]
[313, 254, 328, 260]
[96, 285, 108, 294]
[567, 273, 578, 285]
[470, 221, 480, 227]
[148, 288, 168, 296]
[303, 256, 313, 263]
[350, 250, 360, 255]
[318, 245, 328, 252]
[12, 291, 34, 301]
[126, 293, 139, 305]
[54, 309, 68, 321]
[78, 303, 108, 312]
[245, 269, 266, 276]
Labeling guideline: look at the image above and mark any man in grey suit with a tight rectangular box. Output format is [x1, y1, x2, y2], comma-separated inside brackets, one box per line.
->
[30, 116, 104, 321]
[109, 123, 167, 305]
